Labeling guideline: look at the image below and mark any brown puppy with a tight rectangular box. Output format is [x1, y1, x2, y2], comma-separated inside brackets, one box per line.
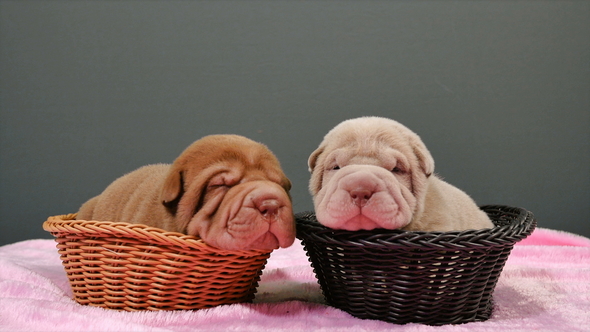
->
[308, 116, 494, 232]
[77, 135, 296, 251]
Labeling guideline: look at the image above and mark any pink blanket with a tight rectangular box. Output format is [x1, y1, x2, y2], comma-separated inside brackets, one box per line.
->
[1, 228, 589, 332]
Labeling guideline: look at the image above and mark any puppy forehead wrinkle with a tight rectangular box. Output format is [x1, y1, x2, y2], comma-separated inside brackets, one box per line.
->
[193, 162, 239, 180]
[326, 140, 404, 166]
[206, 150, 287, 189]
[323, 148, 352, 165]
[248, 166, 289, 190]
[249, 153, 288, 184]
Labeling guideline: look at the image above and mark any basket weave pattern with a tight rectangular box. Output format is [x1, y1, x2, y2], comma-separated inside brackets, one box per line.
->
[296, 205, 536, 325]
[43, 214, 272, 311]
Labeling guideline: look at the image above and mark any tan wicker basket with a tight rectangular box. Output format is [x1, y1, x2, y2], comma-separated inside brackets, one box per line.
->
[43, 214, 272, 311]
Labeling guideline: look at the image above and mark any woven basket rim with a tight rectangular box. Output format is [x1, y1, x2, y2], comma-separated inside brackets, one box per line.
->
[295, 205, 536, 250]
[43, 213, 272, 256]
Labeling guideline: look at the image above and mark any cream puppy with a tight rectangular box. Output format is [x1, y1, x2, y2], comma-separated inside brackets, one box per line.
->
[308, 116, 493, 232]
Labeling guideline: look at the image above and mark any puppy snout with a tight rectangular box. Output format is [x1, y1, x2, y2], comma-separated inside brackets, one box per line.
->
[256, 198, 280, 218]
[350, 188, 373, 207]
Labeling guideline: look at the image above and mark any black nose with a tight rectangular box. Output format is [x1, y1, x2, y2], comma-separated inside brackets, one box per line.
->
[350, 189, 373, 207]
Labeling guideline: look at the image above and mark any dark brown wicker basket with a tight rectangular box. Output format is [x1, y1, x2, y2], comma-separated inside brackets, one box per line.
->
[295, 205, 536, 326]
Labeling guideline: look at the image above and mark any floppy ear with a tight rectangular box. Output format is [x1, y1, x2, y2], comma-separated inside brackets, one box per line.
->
[307, 146, 325, 173]
[283, 177, 292, 192]
[307, 146, 326, 195]
[161, 169, 184, 209]
[411, 136, 435, 177]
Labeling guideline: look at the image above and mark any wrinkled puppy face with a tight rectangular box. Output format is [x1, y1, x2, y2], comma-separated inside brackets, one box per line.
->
[161, 135, 295, 251]
[308, 117, 434, 231]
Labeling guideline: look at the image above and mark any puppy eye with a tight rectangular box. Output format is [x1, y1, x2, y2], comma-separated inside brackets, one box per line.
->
[331, 165, 340, 171]
[392, 167, 405, 174]
[208, 183, 228, 190]
[208, 179, 230, 189]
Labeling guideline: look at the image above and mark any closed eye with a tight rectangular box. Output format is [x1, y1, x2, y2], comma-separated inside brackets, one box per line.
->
[391, 166, 406, 174]
[208, 184, 229, 189]
[207, 182, 232, 190]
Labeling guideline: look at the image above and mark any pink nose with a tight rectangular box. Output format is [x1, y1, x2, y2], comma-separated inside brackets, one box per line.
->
[349, 189, 373, 207]
[255, 198, 280, 218]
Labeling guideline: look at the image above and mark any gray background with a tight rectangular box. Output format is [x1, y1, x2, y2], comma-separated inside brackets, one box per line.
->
[1, 1, 588, 246]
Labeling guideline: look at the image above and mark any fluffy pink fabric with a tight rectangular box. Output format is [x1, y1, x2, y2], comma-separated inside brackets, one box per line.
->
[1, 227, 589, 332]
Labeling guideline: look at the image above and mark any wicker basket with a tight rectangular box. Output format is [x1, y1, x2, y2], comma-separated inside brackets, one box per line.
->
[43, 214, 272, 311]
[295, 205, 536, 325]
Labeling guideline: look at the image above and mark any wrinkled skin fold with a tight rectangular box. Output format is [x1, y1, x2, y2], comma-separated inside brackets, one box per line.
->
[314, 165, 415, 231]
[187, 180, 295, 250]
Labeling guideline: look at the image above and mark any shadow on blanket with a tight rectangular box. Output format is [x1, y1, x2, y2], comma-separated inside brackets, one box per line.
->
[253, 268, 324, 304]
[492, 284, 547, 321]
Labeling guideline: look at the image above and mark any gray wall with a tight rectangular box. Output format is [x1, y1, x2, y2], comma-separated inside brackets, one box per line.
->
[1, 1, 588, 246]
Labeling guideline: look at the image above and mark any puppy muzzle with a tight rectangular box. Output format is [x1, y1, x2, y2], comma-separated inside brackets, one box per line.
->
[314, 165, 414, 231]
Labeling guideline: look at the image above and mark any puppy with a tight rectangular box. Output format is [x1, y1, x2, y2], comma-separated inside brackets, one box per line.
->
[308, 116, 494, 232]
[77, 134, 296, 251]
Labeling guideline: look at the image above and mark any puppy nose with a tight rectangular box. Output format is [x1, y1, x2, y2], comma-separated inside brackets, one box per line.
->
[256, 199, 280, 218]
[350, 189, 373, 207]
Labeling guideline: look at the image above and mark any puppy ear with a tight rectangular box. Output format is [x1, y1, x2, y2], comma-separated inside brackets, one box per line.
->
[283, 177, 292, 192]
[411, 136, 435, 177]
[307, 146, 324, 173]
[307, 146, 325, 196]
[161, 169, 184, 208]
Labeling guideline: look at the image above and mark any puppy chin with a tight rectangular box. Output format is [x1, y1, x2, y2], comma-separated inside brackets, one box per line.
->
[204, 233, 280, 251]
[316, 208, 411, 231]
[333, 214, 382, 231]
[186, 212, 291, 251]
